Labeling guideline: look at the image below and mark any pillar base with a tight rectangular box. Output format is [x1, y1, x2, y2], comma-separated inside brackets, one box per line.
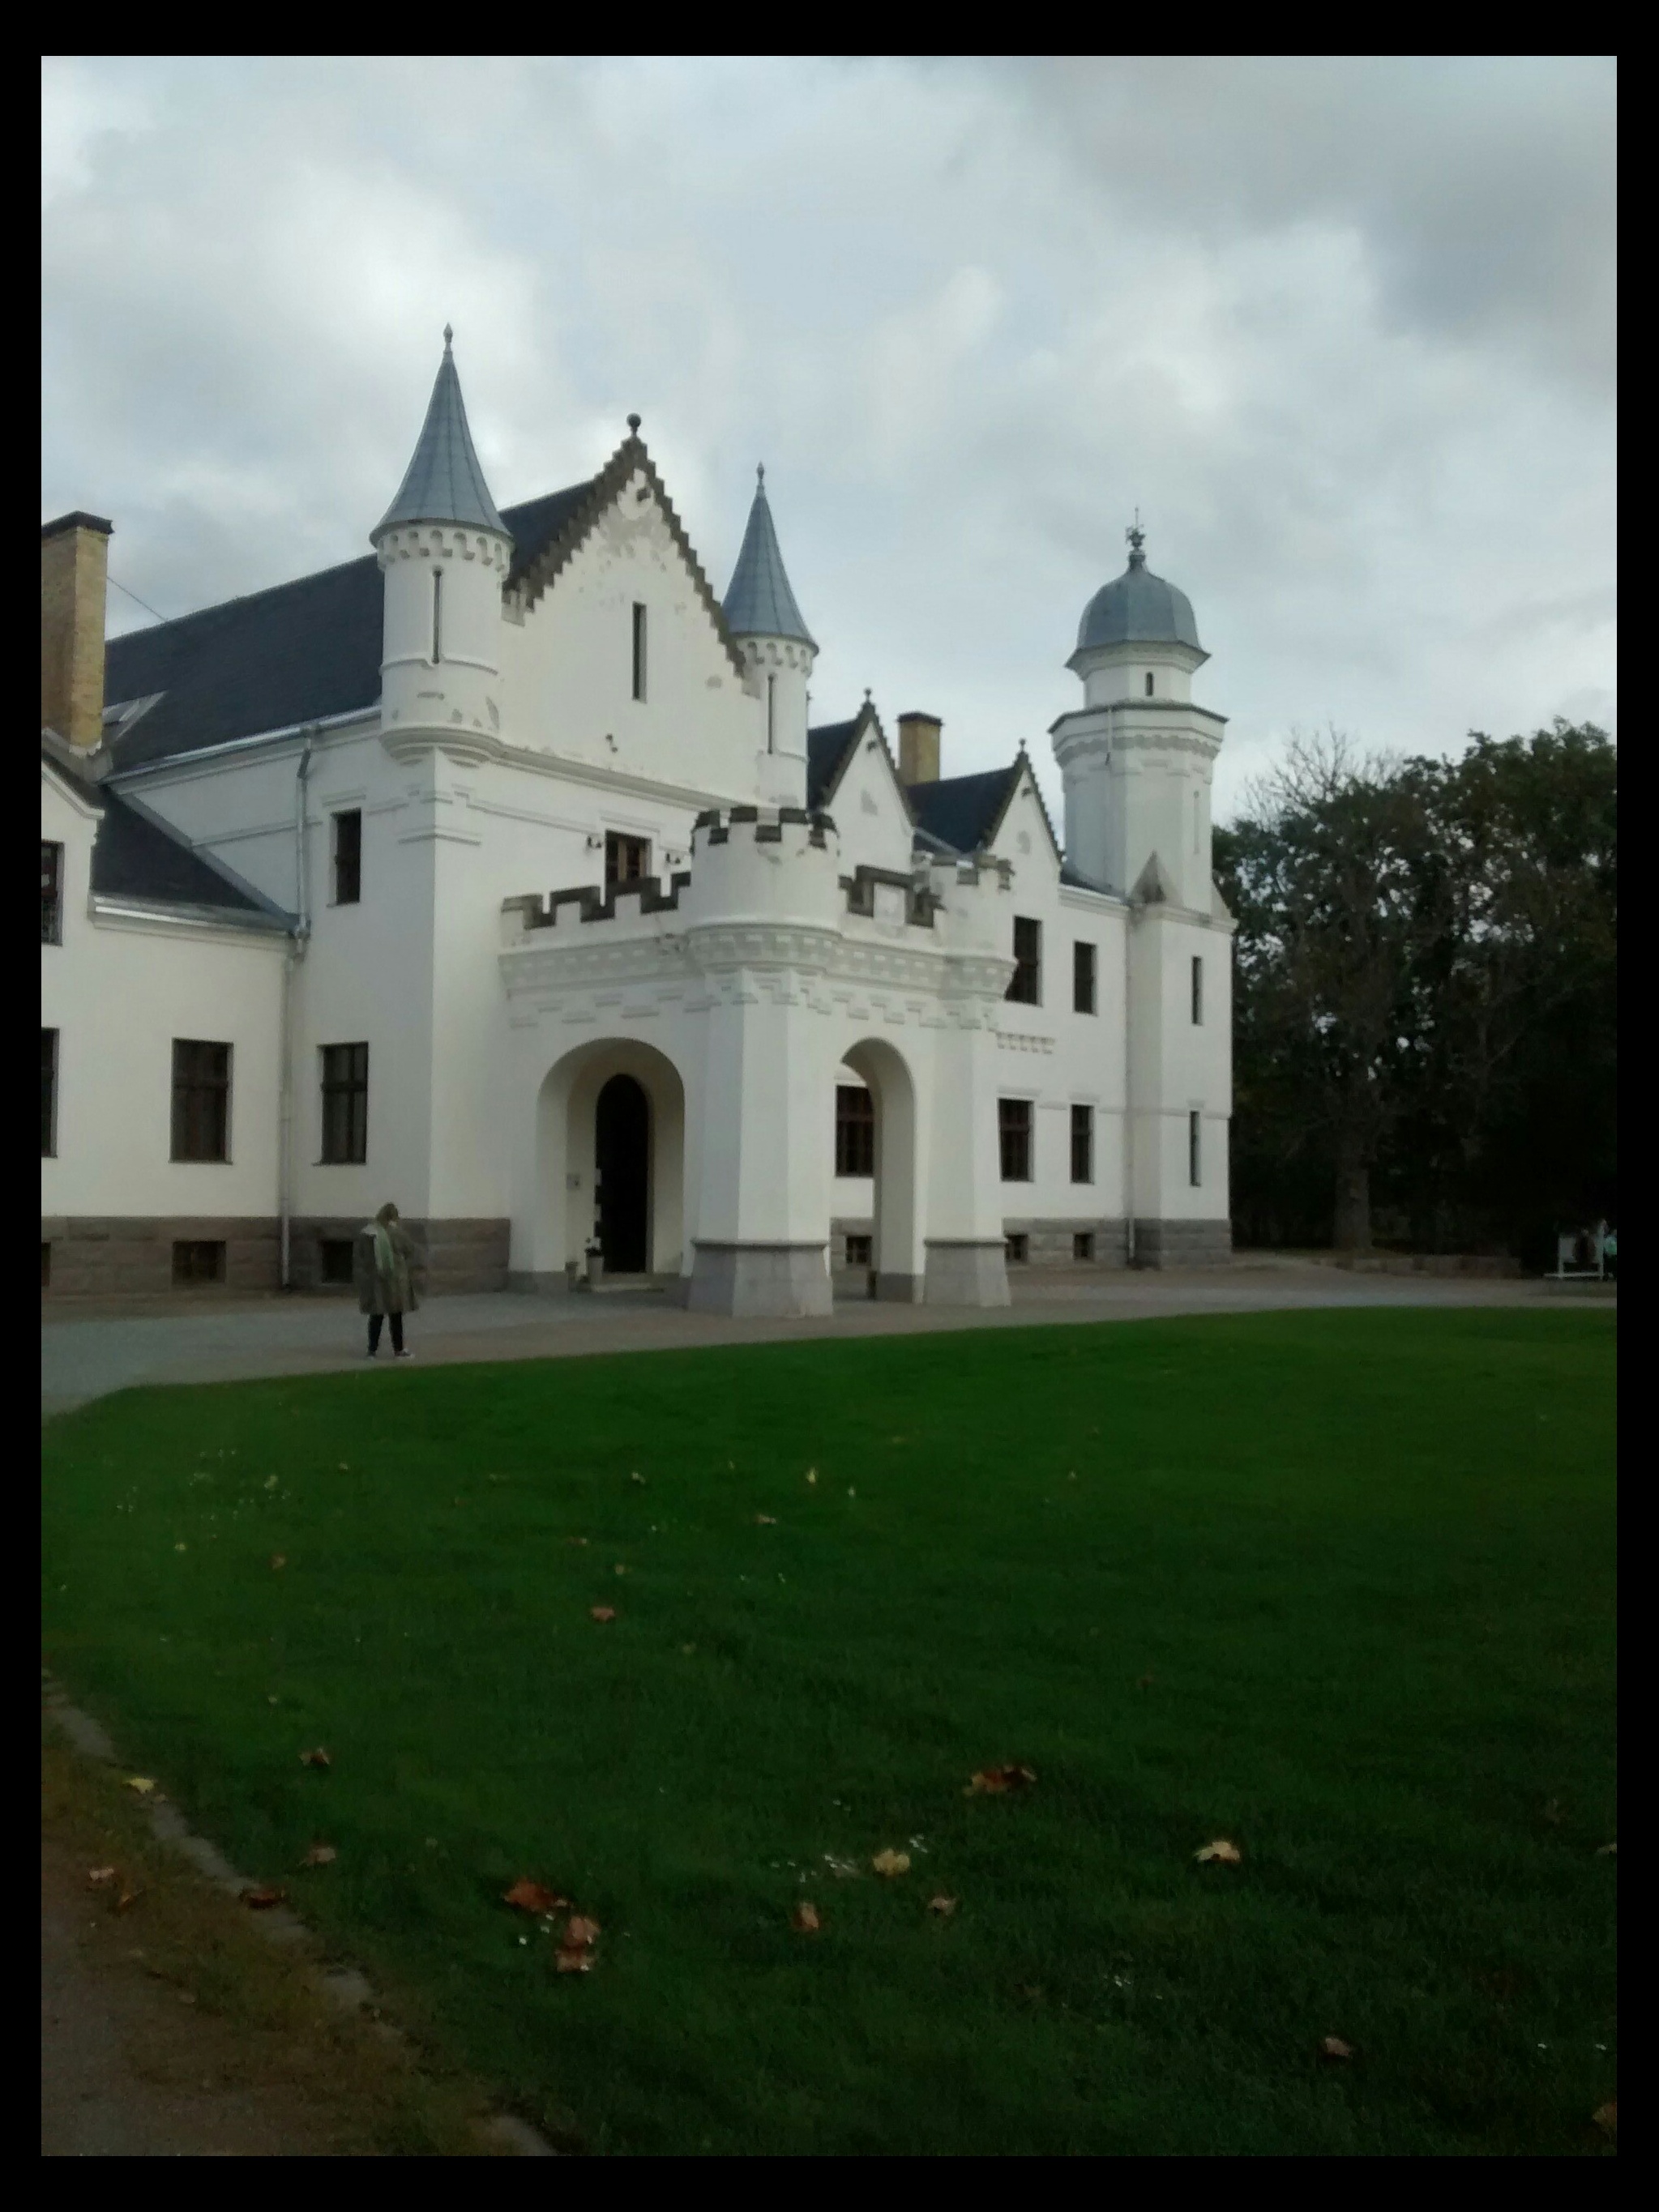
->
[688, 1241, 832, 1318]
[923, 1239, 1011, 1307]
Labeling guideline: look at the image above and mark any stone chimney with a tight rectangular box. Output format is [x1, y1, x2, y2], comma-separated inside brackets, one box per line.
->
[896, 711, 942, 786]
[41, 512, 113, 749]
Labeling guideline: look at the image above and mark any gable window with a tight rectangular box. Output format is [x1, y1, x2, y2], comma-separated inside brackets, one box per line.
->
[1144, 671, 1154, 697]
[605, 832, 651, 889]
[320, 1043, 369, 1164]
[41, 841, 63, 945]
[631, 603, 648, 702]
[171, 1040, 231, 1163]
[1191, 954, 1204, 1025]
[1073, 941, 1097, 1015]
[42, 1029, 58, 1157]
[998, 1097, 1033, 1182]
[1007, 916, 1041, 1005]
[431, 569, 443, 663]
[1071, 1103, 1093, 1185]
[331, 810, 361, 906]
[836, 1085, 874, 1178]
[1189, 1110, 1202, 1189]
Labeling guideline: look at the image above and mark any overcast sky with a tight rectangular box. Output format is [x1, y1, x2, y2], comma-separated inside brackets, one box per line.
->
[42, 56, 1615, 818]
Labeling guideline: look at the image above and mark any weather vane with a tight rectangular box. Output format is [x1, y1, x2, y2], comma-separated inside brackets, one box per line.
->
[1127, 509, 1146, 566]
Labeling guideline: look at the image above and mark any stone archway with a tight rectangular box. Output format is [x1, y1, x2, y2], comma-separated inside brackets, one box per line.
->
[595, 1073, 650, 1273]
[532, 1039, 686, 1286]
[841, 1036, 922, 1301]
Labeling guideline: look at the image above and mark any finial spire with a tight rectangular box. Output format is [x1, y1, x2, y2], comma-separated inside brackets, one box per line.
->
[1127, 510, 1146, 569]
[627, 412, 641, 435]
[721, 464, 816, 649]
[757, 462, 766, 486]
[373, 332, 506, 540]
[443, 322, 453, 348]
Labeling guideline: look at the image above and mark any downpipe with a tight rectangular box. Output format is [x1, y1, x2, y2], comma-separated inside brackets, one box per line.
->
[278, 734, 315, 1291]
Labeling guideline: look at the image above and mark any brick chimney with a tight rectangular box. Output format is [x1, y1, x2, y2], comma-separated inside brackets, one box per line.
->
[41, 511, 113, 749]
[896, 711, 942, 786]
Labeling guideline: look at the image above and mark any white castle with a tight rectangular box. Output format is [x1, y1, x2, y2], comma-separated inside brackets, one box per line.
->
[41, 332, 1233, 1310]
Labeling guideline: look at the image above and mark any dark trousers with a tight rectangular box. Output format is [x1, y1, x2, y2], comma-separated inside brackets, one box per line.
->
[368, 1312, 404, 1354]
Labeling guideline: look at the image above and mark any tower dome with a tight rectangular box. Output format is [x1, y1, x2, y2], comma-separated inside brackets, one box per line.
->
[1075, 523, 1200, 654]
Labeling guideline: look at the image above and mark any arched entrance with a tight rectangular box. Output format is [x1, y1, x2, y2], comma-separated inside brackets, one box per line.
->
[596, 1073, 650, 1274]
[840, 1038, 921, 1301]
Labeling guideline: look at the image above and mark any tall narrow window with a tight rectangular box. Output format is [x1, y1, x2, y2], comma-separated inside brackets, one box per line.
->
[998, 1098, 1033, 1182]
[1189, 1110, 1202, 1189]
[431, 569, 443, 663]
[1191, 954, 1204, 1026]
[1144, 671, 1154, 697]
[331, 810, 361, 906]
[171, 1040, 231, 1163]
[41, 1029, 58, 1157]
[320, 1043, 369, 1164]
[41, 841, 63, 945]
[605, 832, 650, 888]
[1071, 1103, 1092, 1185]
[1073, 940, 1097, 1015]
[836, 1086, 874, 1177]
[766, 672, 776, 753]
[631, 603, 648, 702]
[1007, 916, 1041, 1005]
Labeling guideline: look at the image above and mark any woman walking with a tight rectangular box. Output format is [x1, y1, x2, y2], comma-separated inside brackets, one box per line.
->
[355, 1202, 419, 1359]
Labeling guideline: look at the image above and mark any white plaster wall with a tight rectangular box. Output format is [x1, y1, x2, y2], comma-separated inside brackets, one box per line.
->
[822, 735, 915, 877]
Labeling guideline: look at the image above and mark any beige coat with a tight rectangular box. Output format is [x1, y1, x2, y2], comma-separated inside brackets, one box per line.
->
[354, 1220, 421, 1316]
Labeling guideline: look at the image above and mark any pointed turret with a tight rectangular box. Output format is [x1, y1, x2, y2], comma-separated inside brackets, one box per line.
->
[721, 467, 816, 802]
[374, 327, 507, 541]
[722, 467, 815, 649]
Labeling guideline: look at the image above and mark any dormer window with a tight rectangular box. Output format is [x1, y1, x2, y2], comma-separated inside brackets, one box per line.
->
[1144, 671, 1154, 697]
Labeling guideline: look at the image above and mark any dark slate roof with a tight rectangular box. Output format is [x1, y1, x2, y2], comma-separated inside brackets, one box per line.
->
[904, 765, 1020, 857]
[806, 718, 860, 809]
[722, 469, 815, 647]
[374, 334, 506, 537]
[1059, 861, 1112, 894]
[103, 484, 595, 771]
[90, 784, 288, 921]
[1076, 543, 1201, 653]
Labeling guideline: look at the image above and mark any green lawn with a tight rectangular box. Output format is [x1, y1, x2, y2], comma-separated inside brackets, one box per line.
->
[41, 1309, 1616, 2156]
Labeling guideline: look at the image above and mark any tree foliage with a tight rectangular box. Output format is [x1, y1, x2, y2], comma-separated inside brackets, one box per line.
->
[1215, 722, 1615, 1260]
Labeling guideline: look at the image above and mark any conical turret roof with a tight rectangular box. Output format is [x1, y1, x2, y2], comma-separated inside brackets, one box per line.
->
[374, 328, 507, 540]
[722, 468, 815, 648]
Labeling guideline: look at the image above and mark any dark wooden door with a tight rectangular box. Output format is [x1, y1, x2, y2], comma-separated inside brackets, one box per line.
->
[595, 1074, 650, 1273]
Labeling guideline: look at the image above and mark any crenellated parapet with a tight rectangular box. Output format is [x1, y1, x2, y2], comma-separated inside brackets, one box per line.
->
[374, 522, 511, 577]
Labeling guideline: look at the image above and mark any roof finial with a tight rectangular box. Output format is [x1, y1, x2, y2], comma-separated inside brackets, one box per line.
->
[757, 462, 766, 487]
[1127, 509, 1146, 568]
[626, 412, 641, 435]
[443, 323, 454, 349]
[864, 685, 872, 702]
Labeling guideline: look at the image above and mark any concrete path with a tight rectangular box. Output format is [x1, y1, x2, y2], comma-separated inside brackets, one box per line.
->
[42, 1262, 1605, 1416]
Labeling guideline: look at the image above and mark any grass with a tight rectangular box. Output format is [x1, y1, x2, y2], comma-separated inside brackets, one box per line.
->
[41, 1308, 1615, 2155]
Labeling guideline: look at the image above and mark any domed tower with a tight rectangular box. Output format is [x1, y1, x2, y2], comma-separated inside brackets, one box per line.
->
[1050, 523, 1225, 909]
[722, 466, 816, 805]
[372, 328, 511, 757]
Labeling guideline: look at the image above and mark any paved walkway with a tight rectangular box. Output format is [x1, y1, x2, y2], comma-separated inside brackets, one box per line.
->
[42, 1262, 1603, 1416]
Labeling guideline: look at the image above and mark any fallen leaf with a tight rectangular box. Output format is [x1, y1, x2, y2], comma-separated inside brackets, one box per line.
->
[338, 1463, 349, 1471]
[1596, 1840, 1617, 1856]
[681, 1643, 697, 1655]
[554, 1946, 594, 1973]
[755, 1514, 777, 1526]
[614, 1563, 627, 1575]
[1592, 2101, 1617, 2135]
[589, 1605, 617, 1623]
[1195, 1839, 1242, 1864]
[1320, 2036, 1355, 2060]
[564, 1915, 601, 1948]
[113, 1882, 143, 1913]
[806, 1468, 817, 1485]
[302, 1843, 337, 1867]
[966, 1764, 1038, 1796]
[791, 1901, 821, 1932]
[264, 1475, 279, 1490]
[270, 1554, 287, 1570]
[125, 1776, 157, 1796]
[87, 1866, 118, 1888]
[566, 1536, 589, 1547]
[630, 1471, 646, 1484]
[241, 1885, 287, 1909]
[173, 1542, 187, 1552]
[503, 1879, 570, 1915]
[926, 1895, 959, 1917]
[299, 1748, 331, 1768]
[871, 1849, 911, 1877]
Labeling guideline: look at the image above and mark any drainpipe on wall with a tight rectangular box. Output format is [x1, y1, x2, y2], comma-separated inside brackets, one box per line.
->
[278, 734, 316, 1291]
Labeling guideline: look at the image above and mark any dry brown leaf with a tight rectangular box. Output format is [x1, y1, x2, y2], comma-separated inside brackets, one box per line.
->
[1195, 1839, 1242, 1864]
[791, 1901, 822, 1932]
[1596, 1841, 1617, 1856]
[302, 1843, 337, 1867]
[554, 1946, 594, 1974]
[241, 1884, 287, 1909]
[270, 1554, 287, 1570]
[564, 1915, 601, 1949]
[299, 1747, 331, 1768]
[926, 1895, 959, 1917]
[805, 1468, 817, 1485]
[87, 1866, 118, 1888]
[630, 1471, 646, 1484]
[503, 1879, 570, 1915]
[124, 1776, 157, 1795]
[756, 1514, 778, 1526]
[871, 1849, 912, 1877]
[113, 1882, 144, 1913]
[1592, 2101, 1617, 2135]
[589, 1605, 617, 1623]
[966, 1764, 1037, 1796]
[1320, 2036, 1355, 2060]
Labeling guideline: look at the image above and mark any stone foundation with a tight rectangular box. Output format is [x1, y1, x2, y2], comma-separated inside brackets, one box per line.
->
[286, 1217, 510, 1296]
[1000, 1218, 1132, 1268]
[41, 1215, 511, 1298]
[1131, 1217, 1234, 1267]
[688, 1241, 834, 1318]
[923, 1240, 1011, 1307]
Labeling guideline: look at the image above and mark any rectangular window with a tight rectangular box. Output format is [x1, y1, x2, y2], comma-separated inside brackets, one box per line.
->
[319, 1236, 356, 1286]
[766, 673, 776, 753]
[320, 1043, 369, 1164]
[1007, 916, 1041, 1005]
[844, 1232, 873, 1268]
[173, 1239, 226, 1285]
[631, 602, 648, 702]
[1073, 1232, 1095, 1263]
[998, 1097, 1033, 1182]
[1189, 1109, 1202, 1189]
[331, 810, 362, 906]
[605, 831, 651, 888]
[836, 1085, 875, 1178]
[1071, 1102, 1093, 1185]
[41, 1029, 58, 1157]
[1005, 1232, 1029, 1264]
[1073, 940, 1096, 1014]
[42, 841, 64, 945]
[171, 1040, 231, 1163]
[431, 569, 443, 663]
[1191, 954, 1204, 1026]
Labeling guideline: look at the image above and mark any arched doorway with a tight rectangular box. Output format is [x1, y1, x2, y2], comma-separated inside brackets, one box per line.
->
[596, 1073, 650, 1273]
[840, 1038, 921, 1301]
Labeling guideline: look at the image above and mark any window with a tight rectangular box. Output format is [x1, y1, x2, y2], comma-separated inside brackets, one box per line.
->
[1144, 671, 1154, 697]
[836, 1085, 874, 1177]
[321, 1043, 369, 1164]
[171, 1040, 231, 1163]
[1073, 1232, 1095, 1263]
[173, 1240, 225, 1285]
[998, 1097, 1033, 1181]
[319, 1236, 356, 1286]
[1007, 916, 1041, 1005]
[431, 568, 443, 662]
[41, 1029, 58, 1157]
[1005, 1232, 1029, 1264]
[844, 1233, 873, 1268]
[1073, 941, 1097, 1015]
[605, 832, 651, 888]
[631, 602, 648, 701]
[1191, 954, 1204, 1025]
[1189, 1110, 1202, 1189]
[332, 810, 361, 906]
[1071, 1103, 1093, 1185]
[42, 842, 63, 944]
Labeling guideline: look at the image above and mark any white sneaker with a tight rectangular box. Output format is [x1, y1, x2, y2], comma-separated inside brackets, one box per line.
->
[394, 1348, 414, 1360]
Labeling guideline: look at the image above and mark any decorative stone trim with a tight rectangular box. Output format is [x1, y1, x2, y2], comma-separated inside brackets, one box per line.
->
[1132, 1217, 1234, 1267]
